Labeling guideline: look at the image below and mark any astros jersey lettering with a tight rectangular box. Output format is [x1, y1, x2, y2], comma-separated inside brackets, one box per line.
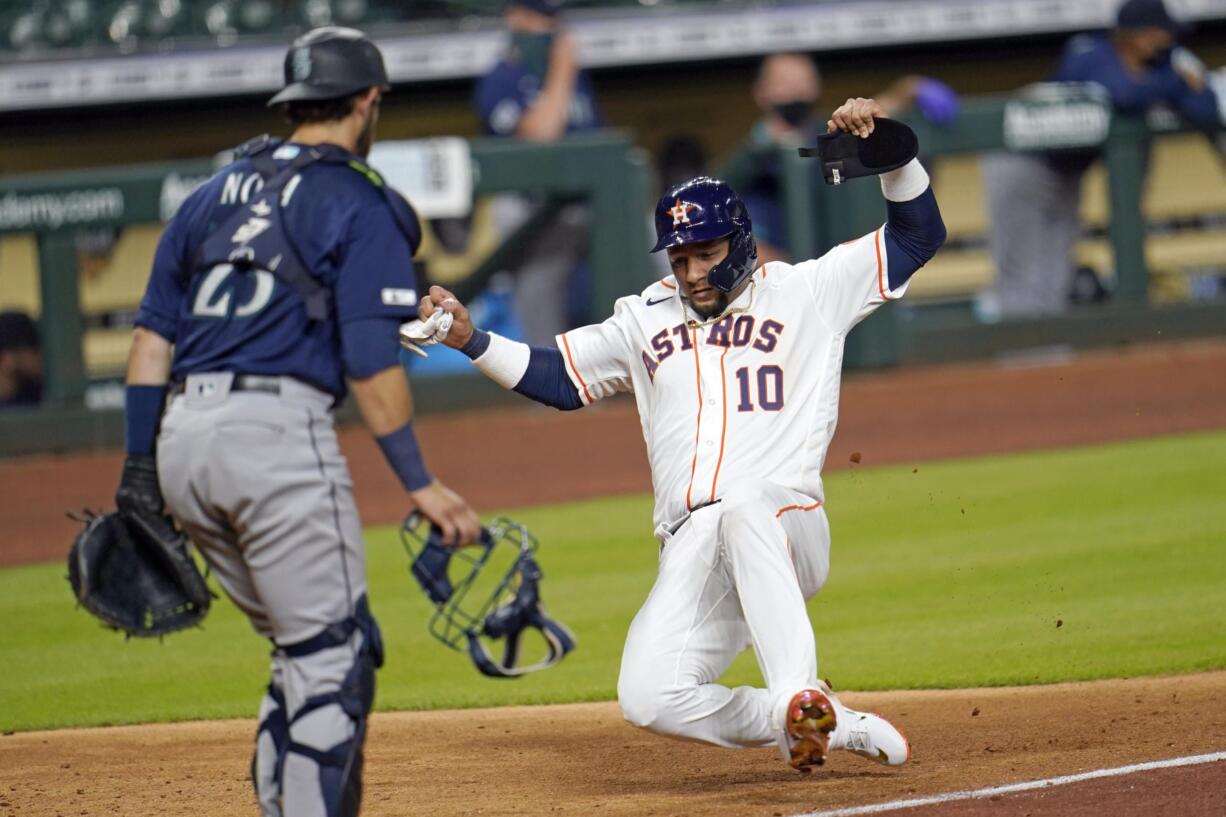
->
[557, 227, 903, 533]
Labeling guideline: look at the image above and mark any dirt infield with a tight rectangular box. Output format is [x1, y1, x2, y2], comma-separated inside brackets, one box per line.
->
[5, 338, 1226, 568]
[2, 672, 1223, 817]
[3, 339, 1226, 816]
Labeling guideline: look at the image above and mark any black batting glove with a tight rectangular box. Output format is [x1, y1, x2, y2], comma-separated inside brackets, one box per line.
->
[116, 454, 165, 517]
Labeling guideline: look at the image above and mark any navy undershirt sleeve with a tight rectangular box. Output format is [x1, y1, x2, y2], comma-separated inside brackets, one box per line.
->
[341, 316, 402, 379]
[460, 329, 490, 358]
[461, 328, 583, 411]
[516, 346, 584, 410]
[883, 187, 947, 291]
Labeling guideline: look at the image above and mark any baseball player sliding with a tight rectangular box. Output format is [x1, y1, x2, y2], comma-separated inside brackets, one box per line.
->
[409, 97, 945, 771]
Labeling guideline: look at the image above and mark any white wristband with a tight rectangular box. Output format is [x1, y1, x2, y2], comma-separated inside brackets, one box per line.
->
[472, 331, 531, 390]
[880, 158, 930, 202]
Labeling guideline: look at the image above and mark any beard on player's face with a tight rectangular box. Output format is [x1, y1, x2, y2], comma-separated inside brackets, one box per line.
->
[355, 116, 375, 158]
[690, 291, 731, 319]
[355, 95, 380, 157]
[670, 238, 736, 318]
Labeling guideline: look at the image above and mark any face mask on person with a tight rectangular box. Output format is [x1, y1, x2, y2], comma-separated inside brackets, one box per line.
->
[512, 32, 553, 81]
[1142, 45, 1174, 68]
[773, 100, 813, 128]
[11, 372, 42, 406]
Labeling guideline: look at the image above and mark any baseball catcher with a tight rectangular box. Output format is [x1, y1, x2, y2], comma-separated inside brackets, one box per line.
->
[102, 24, 481, 817]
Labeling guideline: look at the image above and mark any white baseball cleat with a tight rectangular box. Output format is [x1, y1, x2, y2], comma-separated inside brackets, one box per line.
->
[828, 704, 911, 766]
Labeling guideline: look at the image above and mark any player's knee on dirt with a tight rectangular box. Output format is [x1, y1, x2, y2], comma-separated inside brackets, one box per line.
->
[617, 646, 666, 731]
[618, 681, 676, 735]
[618, 662, 697, 737]
[620, 677, 744, 740]
[617, 673, 657, 730]
[280, 598, 384, 817]
[252, 676, 289, 817]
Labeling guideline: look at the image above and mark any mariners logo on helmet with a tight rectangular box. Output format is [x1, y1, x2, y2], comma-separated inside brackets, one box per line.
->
[669, 199, 694, 227]
[291, 47, 312, 82]
[267, 26, 390, 107]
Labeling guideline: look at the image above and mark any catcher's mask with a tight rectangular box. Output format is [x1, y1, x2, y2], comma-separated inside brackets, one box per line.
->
[400, 514, 576, 678]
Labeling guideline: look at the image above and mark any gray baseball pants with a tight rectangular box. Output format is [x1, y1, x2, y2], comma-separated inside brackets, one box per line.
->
[983, 152, 1084, 318]
[157, 373, 371, 817]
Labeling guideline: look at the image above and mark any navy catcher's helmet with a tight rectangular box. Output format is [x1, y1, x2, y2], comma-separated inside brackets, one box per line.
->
[651, 176, 758, 294]
[268, 26, 389, 107]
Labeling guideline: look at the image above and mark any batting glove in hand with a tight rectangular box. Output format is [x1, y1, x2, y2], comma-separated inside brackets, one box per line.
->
[399, 311, 454, 358]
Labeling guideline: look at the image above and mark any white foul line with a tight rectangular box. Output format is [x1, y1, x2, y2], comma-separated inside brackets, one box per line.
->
[795, 751, 1226, 817]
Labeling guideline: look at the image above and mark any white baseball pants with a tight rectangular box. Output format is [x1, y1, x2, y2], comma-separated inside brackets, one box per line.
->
[617, 481, 831, 748]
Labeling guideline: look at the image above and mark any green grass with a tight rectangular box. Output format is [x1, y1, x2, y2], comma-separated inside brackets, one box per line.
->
[2, 431, 1225, 732]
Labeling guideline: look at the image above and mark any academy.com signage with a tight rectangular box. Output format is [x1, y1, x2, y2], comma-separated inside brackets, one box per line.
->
[0, 188, 125, 231]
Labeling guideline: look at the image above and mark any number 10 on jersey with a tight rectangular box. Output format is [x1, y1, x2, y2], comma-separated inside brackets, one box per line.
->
[735, 365, 784, 412]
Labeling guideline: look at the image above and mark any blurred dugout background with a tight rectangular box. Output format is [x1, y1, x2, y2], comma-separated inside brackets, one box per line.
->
[1, 0, 1225, 455]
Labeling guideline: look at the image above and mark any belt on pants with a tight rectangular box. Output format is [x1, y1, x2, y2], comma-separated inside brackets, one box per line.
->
[667, 499, 722, 536]
[170, 374, 282, 396]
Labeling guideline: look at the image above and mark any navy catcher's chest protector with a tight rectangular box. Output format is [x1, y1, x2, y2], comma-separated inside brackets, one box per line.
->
[193, 136, 422, 322]
[400, 515, 576, 678]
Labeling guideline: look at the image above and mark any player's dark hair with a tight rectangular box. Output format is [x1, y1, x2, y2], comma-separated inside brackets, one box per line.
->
[280, 92, 362, 126]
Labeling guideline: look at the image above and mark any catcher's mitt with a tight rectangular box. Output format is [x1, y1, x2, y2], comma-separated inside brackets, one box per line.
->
[67, 509, 212, 637]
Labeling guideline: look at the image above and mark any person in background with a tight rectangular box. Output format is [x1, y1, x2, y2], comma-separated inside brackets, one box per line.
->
[982, 0, 1223, 320]
[473, 0, 603, 346]
[648, 136, 711, 276]
[0, 311, 43, 408]
[656, 135, 709, 193]
[720, 53, 959, 262]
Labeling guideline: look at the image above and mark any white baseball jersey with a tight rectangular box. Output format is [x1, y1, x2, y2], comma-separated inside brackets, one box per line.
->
[557, 226, 907, 533]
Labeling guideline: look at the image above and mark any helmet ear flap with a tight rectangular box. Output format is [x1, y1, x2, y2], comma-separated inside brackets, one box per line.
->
[707, 229, 758, 293]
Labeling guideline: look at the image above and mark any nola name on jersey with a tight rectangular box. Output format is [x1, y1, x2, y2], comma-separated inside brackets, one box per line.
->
[216, 169, 303, 210]
[213, 145, 317, 209]
[557, 229, 904, 531]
